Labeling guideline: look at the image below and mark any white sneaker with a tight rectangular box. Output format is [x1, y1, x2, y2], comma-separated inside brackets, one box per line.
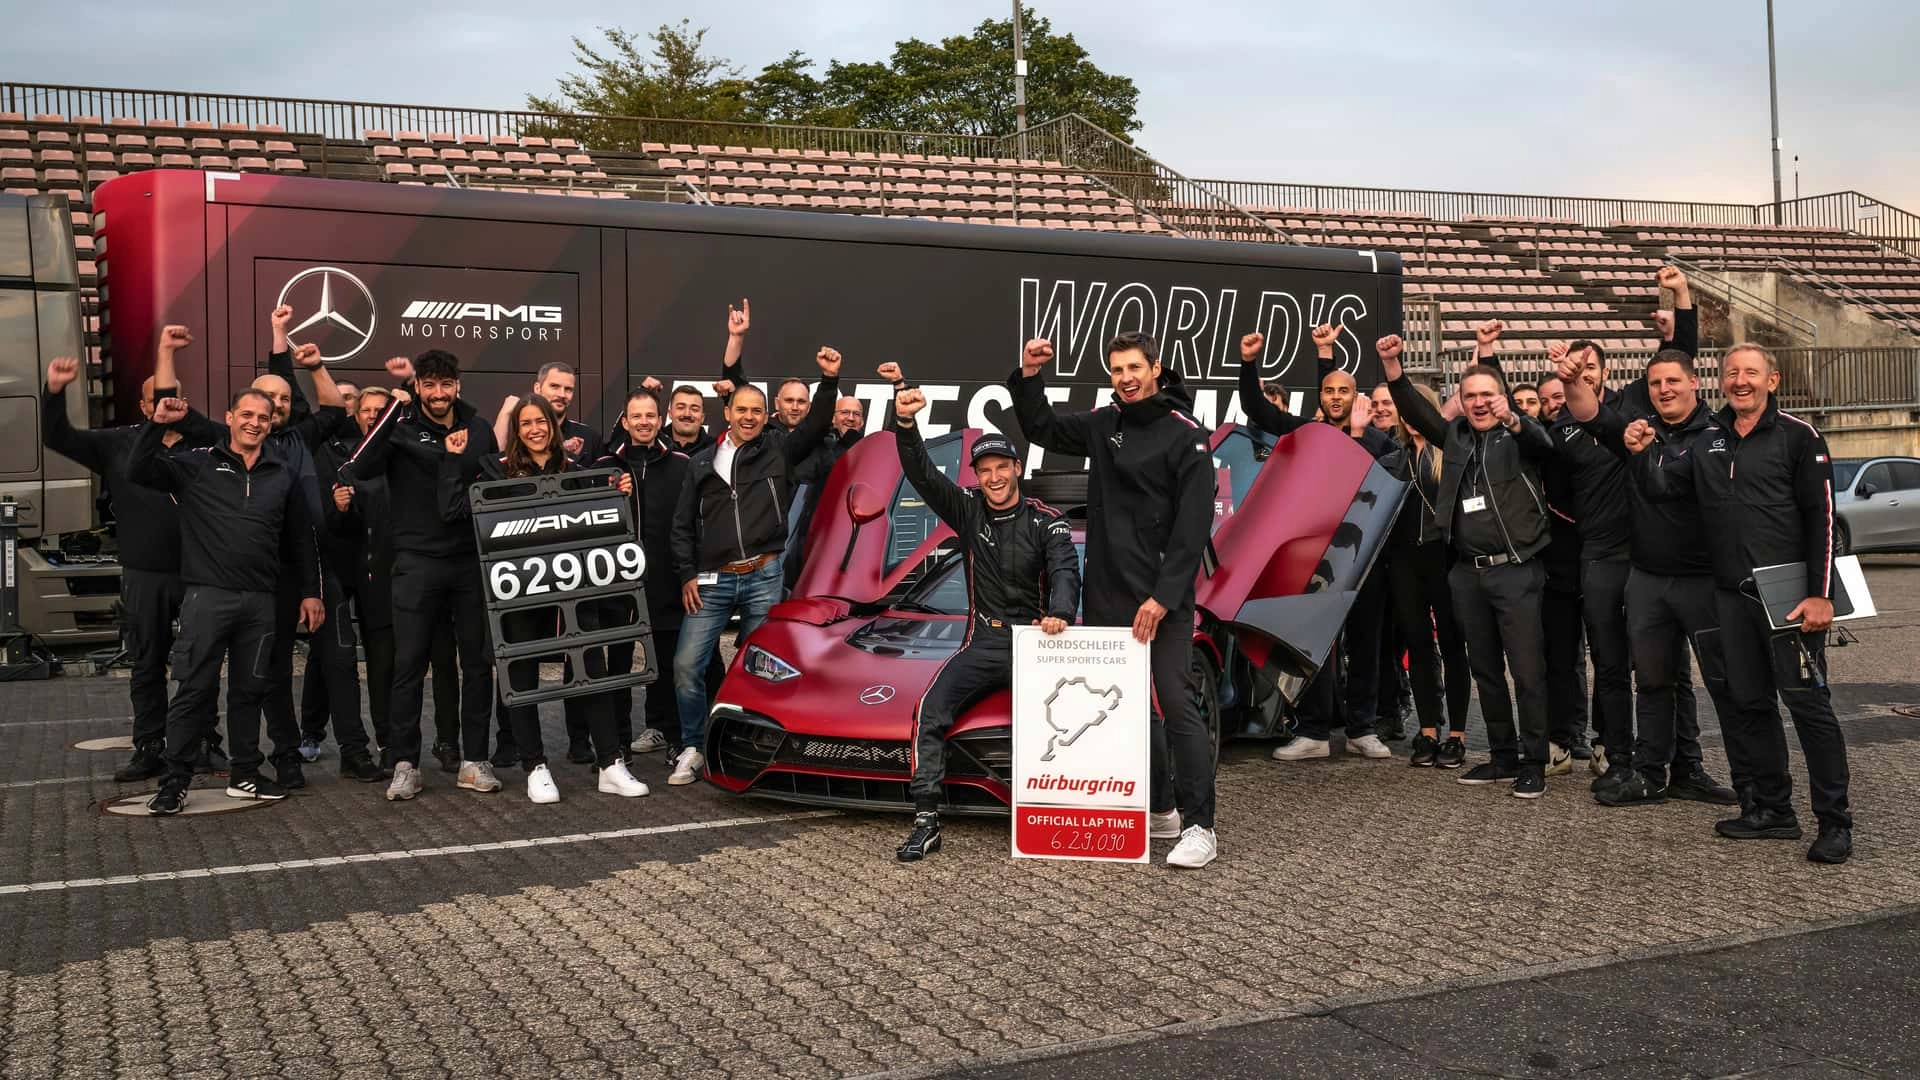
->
[385, 762, 423, 801]
[526, 764, 560, 804]
[668, 746, 705, 786]
[1272, 737, 1330, 761]
[1166, 825, 1218, 869]
[456, 760, 502, 793]
[1149, 809, 1182, 839]
[1346, 734, 1392, 759]
[597, 758, 650, 797]
[1545, 742, 1573, 777]
[629, 728, 670, 754]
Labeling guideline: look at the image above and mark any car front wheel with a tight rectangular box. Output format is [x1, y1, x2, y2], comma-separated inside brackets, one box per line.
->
[1836, 519, 1853, 557]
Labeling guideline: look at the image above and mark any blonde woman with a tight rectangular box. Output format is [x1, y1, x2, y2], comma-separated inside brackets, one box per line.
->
[1390, 382, 1473, 768]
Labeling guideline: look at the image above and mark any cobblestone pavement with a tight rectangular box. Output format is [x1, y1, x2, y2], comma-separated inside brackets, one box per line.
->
[1, 558, 1917, 1079]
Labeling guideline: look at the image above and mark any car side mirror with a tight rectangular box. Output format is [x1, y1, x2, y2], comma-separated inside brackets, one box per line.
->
[846, 482, 887, 525]
[1859, 483, 1877, 499]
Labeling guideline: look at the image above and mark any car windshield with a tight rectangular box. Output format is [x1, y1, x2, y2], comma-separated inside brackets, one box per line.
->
[1832, 461, 1862, 490]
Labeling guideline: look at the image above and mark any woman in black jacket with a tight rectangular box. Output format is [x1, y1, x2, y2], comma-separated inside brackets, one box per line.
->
[1388, 382, 1473, 769]
[444, 396, 649, 804]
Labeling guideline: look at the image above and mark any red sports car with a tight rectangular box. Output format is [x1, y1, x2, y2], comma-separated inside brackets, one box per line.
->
[702, 421, 1405, 813]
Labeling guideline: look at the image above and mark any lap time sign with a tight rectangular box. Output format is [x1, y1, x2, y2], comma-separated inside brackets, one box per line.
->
[1010, 625, 1151, 863]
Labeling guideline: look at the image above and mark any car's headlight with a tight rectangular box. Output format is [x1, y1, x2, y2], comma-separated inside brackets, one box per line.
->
[744, 644, 801, 683]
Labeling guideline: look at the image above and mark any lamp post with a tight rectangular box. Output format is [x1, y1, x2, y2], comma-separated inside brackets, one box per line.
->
[1013, 1, 1029, 159]
[1767, 0, 1783, 224]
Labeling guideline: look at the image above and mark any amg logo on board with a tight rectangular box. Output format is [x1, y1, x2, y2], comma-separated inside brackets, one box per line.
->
[402, 301, 564, 323]
[490, 507, 621, 539]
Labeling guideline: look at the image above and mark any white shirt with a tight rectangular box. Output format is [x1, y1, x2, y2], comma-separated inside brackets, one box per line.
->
[713, 432, 742, 487]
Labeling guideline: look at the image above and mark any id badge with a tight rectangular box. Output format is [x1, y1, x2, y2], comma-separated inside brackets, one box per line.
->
[696, 572, 720, 586]
[1461, 495, 1488, 513]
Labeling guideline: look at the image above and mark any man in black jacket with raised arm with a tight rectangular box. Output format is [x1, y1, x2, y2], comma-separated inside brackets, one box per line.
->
[133, 389, 324, 814]
[1626, 343, 1852, 864]
[340, 350, 501, 802]
[880, 363, 1081, 862]
[1009, 332, 1220, 869]
[1384, 333, 1558, 799]
[40, 351, 221, 782]
[668, 344, 839, 786]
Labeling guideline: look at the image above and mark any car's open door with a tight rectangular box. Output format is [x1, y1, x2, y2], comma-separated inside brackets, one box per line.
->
[1195, 422, 1407, 687]
[790, 427, 980, 605]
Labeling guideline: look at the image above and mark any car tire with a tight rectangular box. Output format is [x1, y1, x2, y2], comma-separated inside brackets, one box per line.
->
[1835, 520, 1852, 557]
[1190, 655, 1222, 771]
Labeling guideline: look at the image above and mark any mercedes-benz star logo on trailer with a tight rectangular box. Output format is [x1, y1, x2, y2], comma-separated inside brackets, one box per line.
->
[275, 266, 377, 364]
[859, 685, 896, 705]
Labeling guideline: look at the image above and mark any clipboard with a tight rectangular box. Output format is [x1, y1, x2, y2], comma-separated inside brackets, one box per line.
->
[1749, 556, 1876, 630]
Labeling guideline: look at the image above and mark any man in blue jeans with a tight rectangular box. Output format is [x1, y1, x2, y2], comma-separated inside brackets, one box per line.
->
[667, 344, 841, 784]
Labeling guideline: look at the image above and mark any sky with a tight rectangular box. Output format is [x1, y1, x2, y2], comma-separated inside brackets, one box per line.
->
[6, 0, 1916, 213]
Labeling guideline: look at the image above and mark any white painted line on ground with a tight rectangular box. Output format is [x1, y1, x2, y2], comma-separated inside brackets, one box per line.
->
[0, 774, 114, 790]
[0, 715, 133, 729]
[0, 809, 839, 896]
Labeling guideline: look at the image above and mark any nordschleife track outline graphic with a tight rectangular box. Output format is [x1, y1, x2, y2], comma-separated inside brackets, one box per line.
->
[1040, 677, 1123, 761]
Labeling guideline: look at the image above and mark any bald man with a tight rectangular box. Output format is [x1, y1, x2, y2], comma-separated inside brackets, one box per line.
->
[784, 394, 868, 589]
[41, 344, 227, 781]
[157, 306, 352, 789]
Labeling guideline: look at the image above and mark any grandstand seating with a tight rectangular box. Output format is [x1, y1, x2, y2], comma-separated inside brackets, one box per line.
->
[7, 107, 1920, 360]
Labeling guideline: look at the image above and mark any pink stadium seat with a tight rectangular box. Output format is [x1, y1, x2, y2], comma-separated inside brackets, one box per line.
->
[519, 136, 548, 148]
[120, 152, 155, 167]
[396, 131, 425, 143]
[371, 145, 401, 159]
[405, 147, 436, 161]
[196, 156, 233, 170]
[236, 157, 270, 172]
[182, 120, 213, 131]
[227, 138, 261, 154]
[428, 132, 456, 144]
[440, 147, 469, 162]
[457, 133, 489, 145]
[364, 129, 393, 142]
[0, 167, 36, 184]
[32, 113, 66, 123]
[271, 158, 307, 173]
[255, 123, 287, 133]
[34, 130, 71, 146]
[553, 138, 580, 150]
[153, 135, 187, 151]
[114, 133, 147, 149]
[383, 162, 416, 178]
[159, 154, 194, 168]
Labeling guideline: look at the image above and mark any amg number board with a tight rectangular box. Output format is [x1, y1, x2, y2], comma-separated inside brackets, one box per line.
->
[470, 469, 655, 706]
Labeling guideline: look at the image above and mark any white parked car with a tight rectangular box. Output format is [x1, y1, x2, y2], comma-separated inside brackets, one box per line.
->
[1833, 457, 1920, 555]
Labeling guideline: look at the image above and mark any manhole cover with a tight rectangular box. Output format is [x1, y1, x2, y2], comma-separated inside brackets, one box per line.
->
[74, 736, 135, 752]
[101, 789, 283, 818]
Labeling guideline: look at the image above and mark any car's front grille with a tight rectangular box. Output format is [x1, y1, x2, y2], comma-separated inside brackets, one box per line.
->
[776, 736, 912, 771]
[948, 730, 1012, 783]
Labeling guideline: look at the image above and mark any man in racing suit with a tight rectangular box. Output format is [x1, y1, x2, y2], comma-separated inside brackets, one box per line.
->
[883, 364, 1081, 862]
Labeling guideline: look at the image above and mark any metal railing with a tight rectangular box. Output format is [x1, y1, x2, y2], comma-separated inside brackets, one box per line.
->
[1760, 191, 1920, 259]
[1194, 180, 1763, 230]
[1754, 257, 1920, 336]
[996, 115, 1291, 243]
[1665, 256, 1819, 342]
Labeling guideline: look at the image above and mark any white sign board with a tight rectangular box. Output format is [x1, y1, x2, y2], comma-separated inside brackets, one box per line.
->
[1009, 625, 1151, 862]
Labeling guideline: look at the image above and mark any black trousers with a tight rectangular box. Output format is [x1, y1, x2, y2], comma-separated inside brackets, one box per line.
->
[362, 610, 461, 765]
[1581, 558, 1635, 763]
[122, 567, 185, 747]
[1088, 596, 1213, 829]
[163, 586, 276, 781]
[1448, 558, 1550, 766]
[909, 629, 1011, 811]
[601, 617, 718, 748]
[298, 579, 371, 758]
[1340, 569, 1390, 736]
[1389, 539, 1472, 735]
[1714, 589, 1852, 828]
[1625, 569, 1720, 785]
[1375, 612, 1411, 728]
[389, 552, 493, 765]
[1543, 586, 1589, 751]
[499, 608, 622, 769]
[258, 579, 310, 769]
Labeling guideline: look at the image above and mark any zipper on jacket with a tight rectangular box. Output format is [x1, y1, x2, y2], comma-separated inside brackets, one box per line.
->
[767, 478, 784, 529]
[1478, 434, 1519, 560]
[730, 487, 748, 561]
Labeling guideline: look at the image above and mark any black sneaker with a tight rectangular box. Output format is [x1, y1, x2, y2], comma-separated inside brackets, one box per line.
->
[1510, 763, 1546, 800]
[1409, 734, 1439, 768]
[1596, 772, 1667, 807]
[147, 777, 189, 815]
[1807, 825, 1852, 865]
[275, 760, 306, 790]
[1457, 760, 1521, 786]
[896, 813, 943, 862]
[432, 742, 461, 774]
[489, 741, 520, 769]
[1590, 764, 1633, 794]
[225, 774, 288, 801]
[341, 755, 385, 783]
[567, 737, 595, 765]
[1435, 736, 1467, 770]
[115, 741, 167, 782]
[1568, 741, 1594, 762]
[1714, 807, 1803, 841]
[1668, 767, 1739, 806]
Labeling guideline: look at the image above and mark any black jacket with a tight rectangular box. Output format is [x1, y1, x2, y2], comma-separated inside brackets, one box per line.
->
[311, 431, 367, 587]
[672, 375, 837, 581]
[1634, 396, 1836, 598]
[1391, 440, 1446, 548]
[896, 419, 1079, 628]
[129, 426, 319, 597]
[597, 438, 692, 620]
[1008, 368, 1214, 616]
[1581, 399, 1716, 577]
[349, 470, 395, 630]
[40, 383, 219, 574]
[1389, 375, 1555, 561]
[342, 394, 500, 561]
[558, 415, 605, 468]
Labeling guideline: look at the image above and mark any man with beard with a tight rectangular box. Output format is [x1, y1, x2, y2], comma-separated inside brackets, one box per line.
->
[136, 388, 323, 813]
[494, 362, 604, 466]
[783, 396, 866, 591]
[41, 348, 223, 781]
[156, 310, 348, 790]
[1511, 384, 1542, 419]
[1243, 326, 1398, 764]
[342, 350, 501, 801]
[1010, 332, 1219, 868]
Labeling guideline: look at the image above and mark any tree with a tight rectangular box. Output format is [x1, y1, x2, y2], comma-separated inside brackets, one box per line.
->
[522, 9, 1141, 147]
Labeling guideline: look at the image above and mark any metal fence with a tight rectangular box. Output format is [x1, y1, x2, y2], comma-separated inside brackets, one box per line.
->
[1196, 180, 1763, 230]
[1759, 191, 1920, 258]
